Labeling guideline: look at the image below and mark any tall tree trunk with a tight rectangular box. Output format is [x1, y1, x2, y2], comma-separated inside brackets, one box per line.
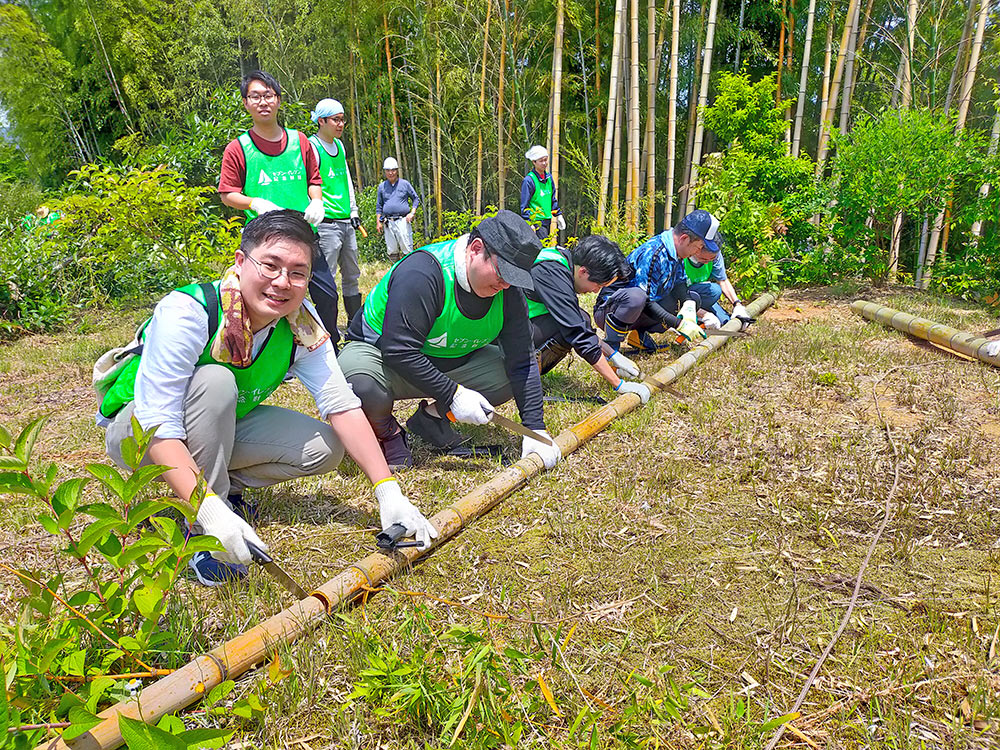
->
[688, 0, 720, 209]
[405, 81, 430, 237]
[348, 45, 365, 191]
[551, 0, 565, 195]
[639, 0, 670, 189]
[433, 50, 444, 236]
[645, 0, 657, 233]
[612, 44, 626, 226]
[678, 1, 706, 218]
[818, 2, 835, 149]
[595, 0, 603, 169]
[776, 0, 787, 107]
[663, 0, 681, 226]
[784, 0, 796, 143]
[578, 27, 594, 161]
[598, 0, 626, 226]
[792, 0, 818, 157]
[734, 0, 747, 71]
[383, 14, 404, 169]
[943, 0, 976, 113]
[497, 0, 509, 210]
[837, 0, 861, 135]
[815, 0, 861, 175]
[920, 0, 989, 288]
[971, 76, 1000, 243]
[476, 0, 493, 215]
[629, 0, 641, 230]
[888, 0, 917, 283]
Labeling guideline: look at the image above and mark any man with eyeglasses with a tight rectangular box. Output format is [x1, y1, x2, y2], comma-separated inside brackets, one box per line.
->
[593, 209, 729, 354]
[337, 210, 562, 471]
[97, 211, 438, 586]
[308, 98, 363, 332]
[218, 71, 342, 343]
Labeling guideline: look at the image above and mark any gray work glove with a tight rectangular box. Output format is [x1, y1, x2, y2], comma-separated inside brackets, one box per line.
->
[615, 380, 651, 404]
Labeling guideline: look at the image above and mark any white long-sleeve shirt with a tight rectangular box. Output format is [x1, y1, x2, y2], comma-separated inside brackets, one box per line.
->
[96, 291, 361, 439]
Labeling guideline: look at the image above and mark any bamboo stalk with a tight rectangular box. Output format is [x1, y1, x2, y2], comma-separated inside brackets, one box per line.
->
[551, 0, 565, 193]
[645, 0, 657, 234]
[629, 0, 641, 230]
[678, 1, 706, 218]
[383, 13, 404, 170]
[597, 0, 626, 226]
[970, 84, 1000, 243]
[814, 0, 861, 175]
[663, 0, 680, 227]
[33, 295, 777, 750]
[851, 301, 1000, 367]
[687, 0, 720, 209]
[498, 0, 509, 210]
[791, 0, 818, 157]
[476, 0, 493, 215]
[818, 2, 835, 150]
[837, 0, 861, 135]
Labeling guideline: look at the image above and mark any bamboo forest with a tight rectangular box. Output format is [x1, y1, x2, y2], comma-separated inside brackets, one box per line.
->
[2, 0, 1000, 748]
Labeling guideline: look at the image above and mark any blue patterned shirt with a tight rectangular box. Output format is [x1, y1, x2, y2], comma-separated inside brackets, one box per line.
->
[627, 230, 686, 305]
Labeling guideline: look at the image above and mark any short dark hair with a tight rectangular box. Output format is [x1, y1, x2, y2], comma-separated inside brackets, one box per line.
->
[571, 234, 631, 284]
[240, 71, 282, 99]
[675, 226, 701, 243]
[241, 210, 317, 261]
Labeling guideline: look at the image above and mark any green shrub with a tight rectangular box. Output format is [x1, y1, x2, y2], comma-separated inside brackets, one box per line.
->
[0, 179, 45, 227]
[0, 164, 239, 339]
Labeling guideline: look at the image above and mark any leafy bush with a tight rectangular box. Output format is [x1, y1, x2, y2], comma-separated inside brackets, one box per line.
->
[0, 164, 239, 339]
[695, 73, 827, 295]
[0, 179, 45, 227]
[0, 417, 234, 747]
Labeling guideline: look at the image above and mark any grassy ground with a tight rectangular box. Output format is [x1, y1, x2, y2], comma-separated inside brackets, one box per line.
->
[2, 271, 1000, 748]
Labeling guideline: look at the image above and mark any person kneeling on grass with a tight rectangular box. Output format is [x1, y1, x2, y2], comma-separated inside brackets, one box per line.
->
[525, 235, 651, 404]
[95, 211, 437, 586]
[338, 210, 562, 471]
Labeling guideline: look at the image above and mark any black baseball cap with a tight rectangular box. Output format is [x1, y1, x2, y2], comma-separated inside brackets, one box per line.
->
[473, 210, 542, 290]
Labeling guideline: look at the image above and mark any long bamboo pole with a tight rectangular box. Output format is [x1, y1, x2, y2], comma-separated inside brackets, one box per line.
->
[597, 0, 626, 226]
[497, 0, 508, 210]
[791, 0, 818, 157]
[629, 0, 641, 231]
[645, 0, 657, 234]
[551, 0, 565, 194]
[663, 0, 680, 227]
[814, 0, 861, 175]
[687, 0, 720, 210]
[851, 301, 1000, 367]
[476, 0, 493, 215]
[34, 295, 777, 750]
[383, 13, 405, 169]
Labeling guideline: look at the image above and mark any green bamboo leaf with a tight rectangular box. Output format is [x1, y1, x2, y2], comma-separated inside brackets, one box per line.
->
[62, 706, 102, 741]
[13, 415, 48, 464]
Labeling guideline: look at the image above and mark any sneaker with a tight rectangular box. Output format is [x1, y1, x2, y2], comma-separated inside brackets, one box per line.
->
[406, 400, 465, 449]
[228, 492, 260, 525]
[626, 329, 658, 353]
[380, 429, 414, 470]
[188, 550, 248, 587]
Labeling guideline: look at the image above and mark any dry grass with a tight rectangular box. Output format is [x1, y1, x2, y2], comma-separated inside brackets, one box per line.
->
[3, 279, 1000, 748]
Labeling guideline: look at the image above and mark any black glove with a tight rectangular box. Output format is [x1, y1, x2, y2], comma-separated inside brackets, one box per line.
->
[350, 216, 361, 230]
[644, 299, 681, 329]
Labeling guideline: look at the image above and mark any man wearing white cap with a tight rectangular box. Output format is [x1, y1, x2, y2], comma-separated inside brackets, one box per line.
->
[376, 157, 420, 262]
[308, 98, 363, 332]
[520, 145, 565, 240]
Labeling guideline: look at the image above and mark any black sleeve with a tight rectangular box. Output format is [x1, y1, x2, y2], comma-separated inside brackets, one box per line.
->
[378, 253, 460, 406]
[644, 299, 681, 329]
[531, 261, 603, 365]
[498, 289, 546, 431]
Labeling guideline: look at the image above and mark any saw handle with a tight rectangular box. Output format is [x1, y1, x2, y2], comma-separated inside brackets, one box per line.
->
[247, 541, 272, 565]
[376, 523, 422, 550]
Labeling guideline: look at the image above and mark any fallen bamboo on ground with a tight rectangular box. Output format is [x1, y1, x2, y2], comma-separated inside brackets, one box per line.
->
[36, 293, 777, 750]
[850, 300, 1000, 367]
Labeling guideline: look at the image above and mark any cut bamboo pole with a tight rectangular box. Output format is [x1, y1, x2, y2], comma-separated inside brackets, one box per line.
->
[851, 300, 1000, 367]
[36, 294, 777, 750]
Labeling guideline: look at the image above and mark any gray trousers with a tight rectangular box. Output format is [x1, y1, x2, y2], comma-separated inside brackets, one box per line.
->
[384, 217, 414, 260]
[104, 365, 345, 501]
[317, 220, 361, 297]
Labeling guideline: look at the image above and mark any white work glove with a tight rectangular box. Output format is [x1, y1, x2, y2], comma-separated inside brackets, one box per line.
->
[732, 302, 753, 330]
[196, 493, 267, 566]
[676, 318, 707, 342]
[249, 197, 282, 216]
[521, 430, 561, 470]
[303, 198, 325, 226]
[556, 214, 567, 231]
[985, 340, 1000, 357]
[374, 478, 438, 550]
[608, 350, 640, 379]
[701, 312, 722, 329]
[615, 380, 651, 404]
[448, 385, 494, 425]
[679, 299, 698, 325]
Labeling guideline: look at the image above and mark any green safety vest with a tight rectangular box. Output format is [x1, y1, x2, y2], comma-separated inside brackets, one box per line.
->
[308, 135, 352, 219]
[526, 246, 572, 319]
[363, 239, 504, 358]
[525, 171, 554, 221]
[100, 281, 295, 420]
[239, 128, 311, 221]
[683, 257, 714, 284]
